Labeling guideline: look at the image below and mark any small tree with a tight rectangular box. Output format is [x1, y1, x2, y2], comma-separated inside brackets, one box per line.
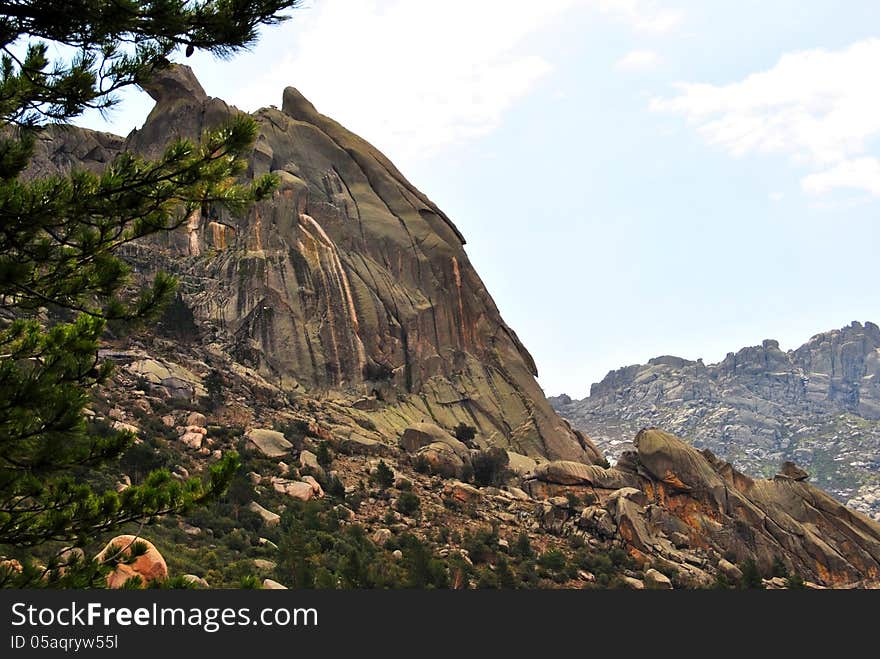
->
[370, 460, 395, 490]
[315, 442, 333, 470]
[395, 491, 420, 517]
[453, 422, 477, 445]
[739, 558, 764, 589]
[471, 447, 510, 487]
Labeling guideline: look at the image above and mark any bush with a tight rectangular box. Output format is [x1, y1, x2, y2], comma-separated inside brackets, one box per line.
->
[453, 422, 477, 445]
[396, 492, 421, 517]
[412, 455, 430, 474]
[464, 527, 498, 565]
[785, 572, 806, 589]
[472, 447, 510, 487]
[316, 442, 333, 469]
[496, 557, 518, 589]
[771, 556, 788, 578]
[514, 532, 534, 559]
[370, 461, 395, 490]
[476, 568, 499, 589]
[537, 549, 567, 572]
[739, 558, 764, 589]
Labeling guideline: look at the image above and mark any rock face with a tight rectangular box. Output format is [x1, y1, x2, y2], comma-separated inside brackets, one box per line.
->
[527, 428, 880, 586]
[29, 63, 596, 464]
[551, 321, 880, 519]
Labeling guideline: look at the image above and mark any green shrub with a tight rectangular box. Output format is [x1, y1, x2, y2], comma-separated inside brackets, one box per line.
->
[396, 491, 421, 517]
[537, 549, 567, 572]
[472, 447, 510, 487]
[453, 422, 477, 445]
[739, 558, 764, 589]
[514, 532, 534, 559]
[476, 568, 498, 589]
[315, 442, 333, 469]
[370, 461, 395, 489]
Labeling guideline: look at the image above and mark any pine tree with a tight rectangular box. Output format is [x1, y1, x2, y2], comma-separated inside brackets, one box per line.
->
[0, 0, 299, 586]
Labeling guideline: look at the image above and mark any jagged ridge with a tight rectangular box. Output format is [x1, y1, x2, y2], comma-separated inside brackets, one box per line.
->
[551, 321, 880, 519]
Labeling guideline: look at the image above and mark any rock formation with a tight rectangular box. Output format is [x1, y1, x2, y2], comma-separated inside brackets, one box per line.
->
[551, 321, 880, 519]
[527, 428, 880, 586]
[29, 64, 597, 464]
[95, 535, 168, 588]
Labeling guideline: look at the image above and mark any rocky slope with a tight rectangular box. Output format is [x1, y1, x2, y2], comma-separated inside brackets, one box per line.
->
[12, 65, 880, 588]
[550, 321, 880, 520]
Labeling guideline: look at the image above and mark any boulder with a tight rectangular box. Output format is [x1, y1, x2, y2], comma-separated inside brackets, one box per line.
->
[352, 397, 379, 411]
[718, 558, 743, 583]
[372, 529, 393, 547]
[644, 568, 673, 589]
[634, 428, 726, 501]
[96, 535, 168, 589]
[302, 475, 325, 498]
[506, 451, 538, 476]
[182, 574, 210, 588]
[532, 461, 636, 489]
[578, 506, 615, 538]
[340, 433, 393, 457]
[506, 486, 531, 501]
[300, 450, 323, 475]
[271, 478, 315, 501]
[247, 501, 281, 527]
[262, 579, 287, 590]
[246, 429, 292, 458]
[179, 431, 204, 449]
[186, 411, 207, 427]
[621, 576, 645, 590]
[442, 480, 481, 505]
[253, 559, 276, 572]
[537, 500, 570, 534]
[400, 423, 469, 458]
[112, 420, 140, 435]
[416, 442, 467, 478]
[778, 461, 809, 481]
[127, 358, 206, 400]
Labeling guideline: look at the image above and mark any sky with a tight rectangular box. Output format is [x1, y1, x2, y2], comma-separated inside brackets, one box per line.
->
[76, 0, 880, 399]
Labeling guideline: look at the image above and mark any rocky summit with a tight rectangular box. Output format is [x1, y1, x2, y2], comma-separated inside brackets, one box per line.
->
[20, 66, 880, 589]
[551, 321, 880, 520]
[32, 63, 599, 465]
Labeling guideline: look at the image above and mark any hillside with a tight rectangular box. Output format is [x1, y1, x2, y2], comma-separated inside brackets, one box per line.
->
[550, 321, 880, 520]
[7, 65, 880, 589]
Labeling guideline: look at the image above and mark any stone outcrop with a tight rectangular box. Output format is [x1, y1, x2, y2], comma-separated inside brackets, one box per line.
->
[551, 321, 880, 519]
[62, 64, 596, 464]
[245, 429, 292, 458]
[529, 427, 880, 587]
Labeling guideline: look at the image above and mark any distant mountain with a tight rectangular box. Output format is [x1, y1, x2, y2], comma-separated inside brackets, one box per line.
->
[550, 321, 880, 520]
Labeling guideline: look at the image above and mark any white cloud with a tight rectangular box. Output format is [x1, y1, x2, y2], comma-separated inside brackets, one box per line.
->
[615, 49, 661, 72]
[802, 157, 880, 196]
[228, 0, 583, 165]
[215, 0, 683, 166]
[596, 0, 684, 33]
[650, 39, 880, 197]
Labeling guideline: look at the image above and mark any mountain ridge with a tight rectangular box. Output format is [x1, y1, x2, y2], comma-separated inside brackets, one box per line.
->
[551, 320, 880, 519]
[13, 65, 880, 589]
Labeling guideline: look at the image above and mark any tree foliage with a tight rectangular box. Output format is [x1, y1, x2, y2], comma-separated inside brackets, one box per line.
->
[0, 0, 299, 583]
